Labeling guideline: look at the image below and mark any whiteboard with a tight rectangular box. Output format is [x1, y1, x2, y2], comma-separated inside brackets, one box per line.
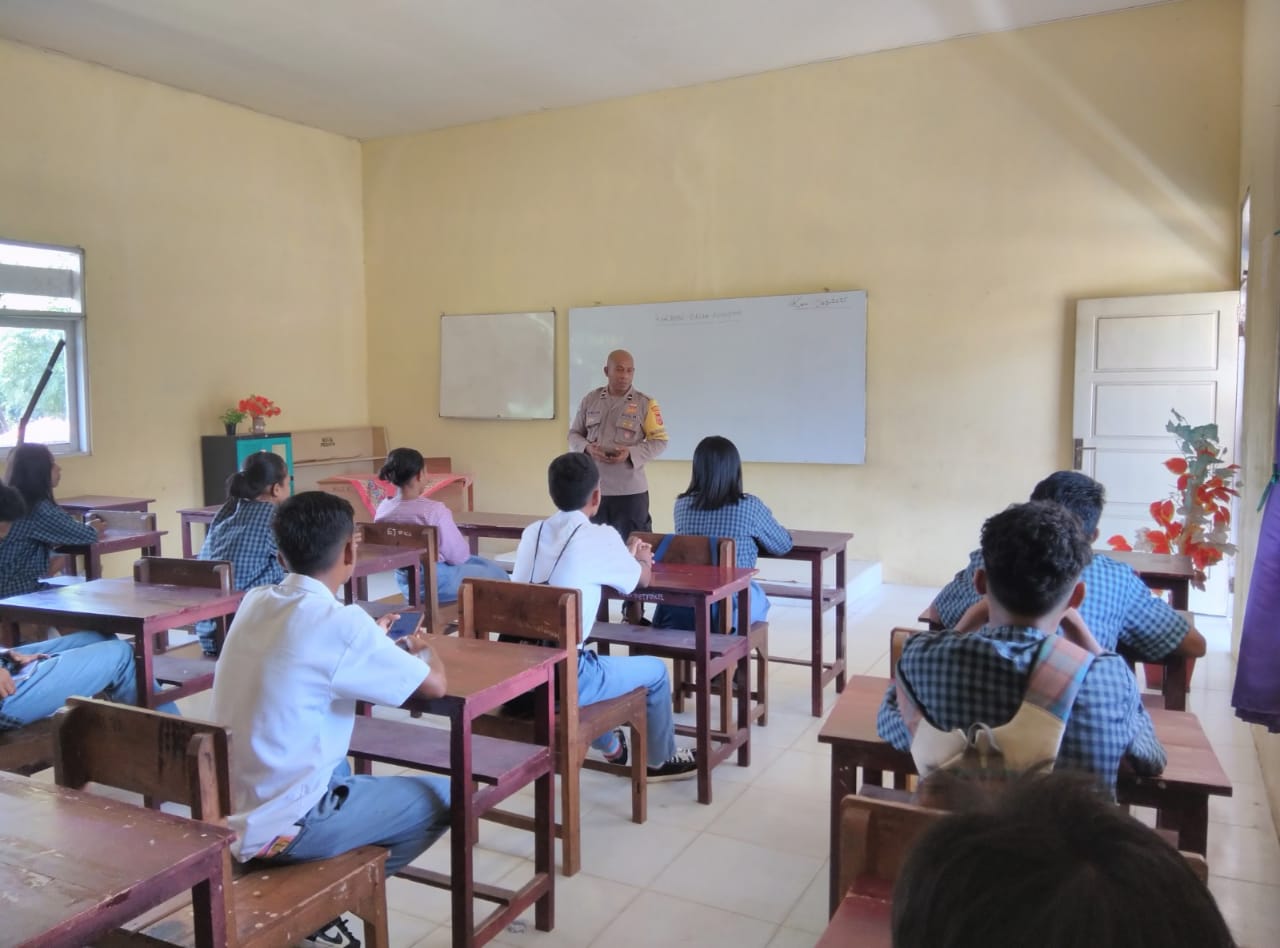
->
[439, 311, 555, 419]
[569, 291, 867, 464]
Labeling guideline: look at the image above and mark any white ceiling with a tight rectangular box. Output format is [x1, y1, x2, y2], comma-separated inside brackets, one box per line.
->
[0, 0, 1168, 140]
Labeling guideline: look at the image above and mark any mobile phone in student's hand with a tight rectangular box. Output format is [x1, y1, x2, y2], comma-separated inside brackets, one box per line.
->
[386, 611, 424, 641]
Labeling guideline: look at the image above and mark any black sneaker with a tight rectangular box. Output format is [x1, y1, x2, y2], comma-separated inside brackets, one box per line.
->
[602, 728, 629, 767]
[306, 917, 361, 947]
[647, 747, 698, 782]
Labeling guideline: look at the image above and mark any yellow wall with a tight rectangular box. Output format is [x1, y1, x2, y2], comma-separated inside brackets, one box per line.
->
[364, 0, 1242, 584]
[0, 39, 367, 558]
[1235, 0, 1280, 829]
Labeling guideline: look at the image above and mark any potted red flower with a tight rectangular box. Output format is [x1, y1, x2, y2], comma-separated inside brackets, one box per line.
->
[238, 395, 282, 435]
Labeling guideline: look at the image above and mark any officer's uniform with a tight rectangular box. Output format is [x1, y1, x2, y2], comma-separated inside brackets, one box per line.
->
[568, 385, 668, 542]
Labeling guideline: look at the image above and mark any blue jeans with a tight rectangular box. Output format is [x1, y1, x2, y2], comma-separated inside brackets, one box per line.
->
[397, 556, 510, 605]
[265, 760, 451, 876]
[577, 649, 676, 767]
[0, 632, 178, 728]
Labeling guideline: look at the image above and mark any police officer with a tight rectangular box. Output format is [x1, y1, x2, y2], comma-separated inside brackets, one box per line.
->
[569, 349, 668, 621]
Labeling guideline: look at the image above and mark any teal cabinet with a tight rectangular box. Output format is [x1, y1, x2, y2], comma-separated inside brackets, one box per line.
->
[201, 433, 294, 505]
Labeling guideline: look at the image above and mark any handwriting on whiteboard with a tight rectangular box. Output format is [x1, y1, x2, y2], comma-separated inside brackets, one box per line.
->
[789, 295, 849, 309]
[653, 309, 742, 325]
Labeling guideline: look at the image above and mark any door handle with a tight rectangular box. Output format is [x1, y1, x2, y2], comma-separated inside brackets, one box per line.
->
[1073, 438, 1096, 470]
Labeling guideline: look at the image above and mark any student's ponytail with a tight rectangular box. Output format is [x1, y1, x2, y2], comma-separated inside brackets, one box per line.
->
[379, 448, 426, 489]
[214, 452, 288, 523]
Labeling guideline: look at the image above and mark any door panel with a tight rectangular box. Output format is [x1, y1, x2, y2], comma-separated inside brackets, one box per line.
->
[1074, 292, 1239, 616]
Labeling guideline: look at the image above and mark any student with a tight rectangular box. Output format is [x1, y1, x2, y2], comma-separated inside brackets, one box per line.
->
[927, 471, 1206, 661]
[878, 501, 1166, 795]
[1, 443, 101, 599]
[210, 491, 451, 885]
[892, 772, 1236, 948]
[374, 447, 508, 603]
[193, 451, 289, 655]
[512, 452, 698, 781]
[663, 434, 792, 627]
[0, 484, 176, 727]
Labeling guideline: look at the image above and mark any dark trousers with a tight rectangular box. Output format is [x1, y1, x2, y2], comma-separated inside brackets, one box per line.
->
[592, 491, 652, 622]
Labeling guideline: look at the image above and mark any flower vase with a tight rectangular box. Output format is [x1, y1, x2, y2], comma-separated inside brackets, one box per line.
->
[251, 415, 267, 435]
[224, 422, 237, 436]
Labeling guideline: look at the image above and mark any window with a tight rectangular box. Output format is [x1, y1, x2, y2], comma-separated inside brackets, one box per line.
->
[0, 239, 88, 456]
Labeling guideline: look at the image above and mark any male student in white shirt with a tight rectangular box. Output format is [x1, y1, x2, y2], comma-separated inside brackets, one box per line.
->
[512, 451, 697, 781]
[210, 491, 451, 887]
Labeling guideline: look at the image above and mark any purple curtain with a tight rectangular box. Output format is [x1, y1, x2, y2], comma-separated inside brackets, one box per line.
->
[1233, 415, 1280, 730]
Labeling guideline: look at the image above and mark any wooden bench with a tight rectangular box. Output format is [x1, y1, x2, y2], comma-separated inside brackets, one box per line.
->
[53, 697, 390, 948]
[0, 716, 58, 775]
[461, 579, 647, 877]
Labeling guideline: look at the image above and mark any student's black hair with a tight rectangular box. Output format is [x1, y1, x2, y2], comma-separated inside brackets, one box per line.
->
[272, 490, 355, 577]
[1030, 470, 1107, 537]
[379, 447, 426, 488]
[4, 443, 56, 509]
[0, 483, 27, 522]
[892, 772, 1236, 948]
[678, 435, 746, 511]
[980, 501, 1092, 618]
[548, 452, 599, 512]
[213, 451, 288, 524]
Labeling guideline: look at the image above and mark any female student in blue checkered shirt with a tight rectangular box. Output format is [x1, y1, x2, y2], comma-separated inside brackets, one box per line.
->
[0, 443, 102, 599]
[194, 451, 289, 655]
[671, 435, 793, 625]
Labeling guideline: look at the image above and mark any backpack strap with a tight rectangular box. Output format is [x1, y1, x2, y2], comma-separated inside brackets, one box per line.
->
[1020, 635, 1096, 723]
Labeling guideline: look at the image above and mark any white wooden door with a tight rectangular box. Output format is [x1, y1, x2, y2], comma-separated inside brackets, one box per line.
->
[1073, 292, 1240, 616]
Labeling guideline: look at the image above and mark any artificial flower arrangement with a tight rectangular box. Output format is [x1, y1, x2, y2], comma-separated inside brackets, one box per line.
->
[1107, 410, 1239, 582]
[238, 394, 282, 420]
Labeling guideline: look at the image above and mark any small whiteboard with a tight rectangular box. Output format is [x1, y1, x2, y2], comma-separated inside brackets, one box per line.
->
[439, 311, 555, 419]
[570, 291, 866, 464]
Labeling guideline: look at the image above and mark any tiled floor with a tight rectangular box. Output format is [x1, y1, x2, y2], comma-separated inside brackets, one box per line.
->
[66, 581, 1280, 946]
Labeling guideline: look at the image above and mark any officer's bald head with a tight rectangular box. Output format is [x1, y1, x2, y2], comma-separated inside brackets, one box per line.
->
[604, 350, 635, 395]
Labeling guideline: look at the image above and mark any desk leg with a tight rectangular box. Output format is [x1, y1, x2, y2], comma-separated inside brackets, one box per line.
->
[834, 550, 847, 697]
[809, 554, 824, 718]
[737, 586, 751, 768]
[191, 860, 229, 948]
[182, 520, 195, 558]
[450, 710, 476, 948]
[1171, 582, 1189, 612]
[534, 671, 555, 932]
[829, 748, 857, 916]
[466, 533, 480, 556]
[132, 626, 157, 710]
[695, 600, 713, 805]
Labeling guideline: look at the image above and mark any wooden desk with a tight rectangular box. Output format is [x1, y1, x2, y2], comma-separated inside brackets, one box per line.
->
[817, 675, 1232, 914]
[757, 529, 854, 717]
[349, 635, 561, 948]
[601, 561, 756, 804]
[1, 771, 233, 948]
[0, 578, 243, 707]
[59, 495, 155, 514]
[454, 511, 539, 555]
[57, 526, 165, 580]
[816, 885, 893, 948]
[1108, 550, 1197, 609]
[343, 542, 428, 606]
[177, 504, 222, 557]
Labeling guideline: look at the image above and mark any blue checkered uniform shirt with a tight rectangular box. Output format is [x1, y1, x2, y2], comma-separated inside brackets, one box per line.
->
[877, 625, 1167, 795]
[673, 494, 793, 568]
[0, 499, 98, 599]
[198, 500, 284, 591]
[931, 550, 1188, 660]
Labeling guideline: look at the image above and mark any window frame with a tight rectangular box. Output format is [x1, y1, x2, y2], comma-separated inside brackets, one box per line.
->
[0, 240, 90, 459]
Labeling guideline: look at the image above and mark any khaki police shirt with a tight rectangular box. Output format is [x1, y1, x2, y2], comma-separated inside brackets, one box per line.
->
[568, 386, 668, 496]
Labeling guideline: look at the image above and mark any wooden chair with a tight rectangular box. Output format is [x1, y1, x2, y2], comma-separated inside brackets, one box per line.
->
[889, 627, 913, 678]
[634, 532, 769, 727]
[357, 522, 456, 634]
[53, 696, 390, 948]
[461, 578, 648, 877]
[133, 557, 231, 700]
[837, 792, 942, 899]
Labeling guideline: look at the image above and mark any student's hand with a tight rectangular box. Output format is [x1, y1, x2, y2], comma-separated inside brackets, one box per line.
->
[953, 600, 989, 633]
[87, 516, 106, 537]
[1060, 607, 1103, 654]
[8, 651, 48, 667]
[0, 668, 15, 698]
[375, 612, 400, 632]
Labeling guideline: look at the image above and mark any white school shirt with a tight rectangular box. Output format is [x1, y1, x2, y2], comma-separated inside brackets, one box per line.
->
[511, 509, 641, 643]
[210, 573, 430, 861]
